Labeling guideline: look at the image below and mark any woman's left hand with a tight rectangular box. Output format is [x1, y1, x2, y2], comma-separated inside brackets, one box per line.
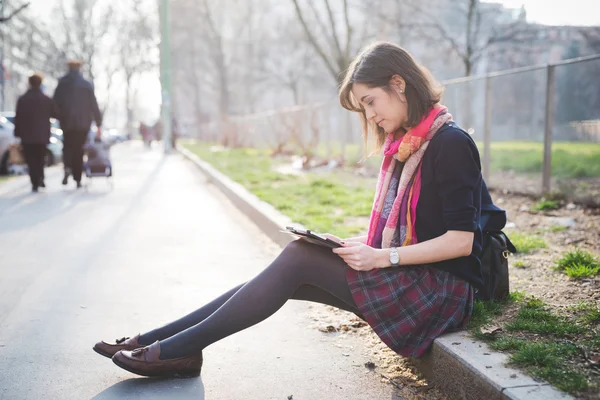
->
[332, 242, 381, 271]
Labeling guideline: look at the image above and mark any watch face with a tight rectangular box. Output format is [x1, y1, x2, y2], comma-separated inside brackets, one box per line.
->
[390, 249, 399, 264]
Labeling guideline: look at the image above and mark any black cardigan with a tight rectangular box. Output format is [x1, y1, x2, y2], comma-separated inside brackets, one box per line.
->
[415, 122, 497, 289]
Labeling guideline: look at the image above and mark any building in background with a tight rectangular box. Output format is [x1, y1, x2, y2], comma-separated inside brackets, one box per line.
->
[0, 6, 63, 111]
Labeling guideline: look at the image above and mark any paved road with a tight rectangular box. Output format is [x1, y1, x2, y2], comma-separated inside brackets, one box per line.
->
[0, 142, 403, 400]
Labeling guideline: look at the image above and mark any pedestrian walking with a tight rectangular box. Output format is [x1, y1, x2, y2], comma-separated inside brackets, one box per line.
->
[13, 73, 57, 192]
[53, 60, 102, 189]
[94, 41, 504, 379]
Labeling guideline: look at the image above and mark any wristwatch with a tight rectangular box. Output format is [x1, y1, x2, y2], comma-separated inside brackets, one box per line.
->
[389, 247, 400, 266]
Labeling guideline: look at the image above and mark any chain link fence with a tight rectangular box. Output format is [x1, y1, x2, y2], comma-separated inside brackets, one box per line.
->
[444, 54, 600, 205]
[189, 54, 600, 205]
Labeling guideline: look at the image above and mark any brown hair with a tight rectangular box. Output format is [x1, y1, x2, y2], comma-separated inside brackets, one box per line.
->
[28, 73, 43, 89]
[339, 42, 443, 156]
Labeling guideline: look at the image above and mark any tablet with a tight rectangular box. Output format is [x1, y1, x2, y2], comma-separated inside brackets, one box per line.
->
[281, 226, 342, 249]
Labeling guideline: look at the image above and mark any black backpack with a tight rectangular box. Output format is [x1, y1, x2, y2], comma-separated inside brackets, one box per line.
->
[477, 228, 517, 301]
[475, 182, 517, 301]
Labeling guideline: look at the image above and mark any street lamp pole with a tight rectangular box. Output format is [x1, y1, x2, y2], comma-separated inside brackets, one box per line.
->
[159, 0, 172, 153]
[0, 0, 5, 111]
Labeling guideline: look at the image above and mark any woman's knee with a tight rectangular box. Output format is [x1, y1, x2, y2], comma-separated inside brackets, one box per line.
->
[280, 239, 330, 263]
[271, 240, 320, 272]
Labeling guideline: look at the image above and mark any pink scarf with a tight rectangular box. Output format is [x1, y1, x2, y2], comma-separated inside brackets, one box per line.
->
[366, 106, 452, 248]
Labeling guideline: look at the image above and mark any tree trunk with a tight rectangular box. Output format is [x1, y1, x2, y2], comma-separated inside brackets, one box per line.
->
[125, 73, 133, 139]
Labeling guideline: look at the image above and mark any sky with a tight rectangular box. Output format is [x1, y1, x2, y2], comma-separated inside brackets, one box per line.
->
[28, 0, 600, 27]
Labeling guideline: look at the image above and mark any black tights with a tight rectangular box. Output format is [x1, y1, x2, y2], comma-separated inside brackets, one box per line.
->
[138, 240, 364, 359]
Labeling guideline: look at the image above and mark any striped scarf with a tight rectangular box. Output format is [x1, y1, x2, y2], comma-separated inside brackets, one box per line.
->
[366, 106, 452, 248]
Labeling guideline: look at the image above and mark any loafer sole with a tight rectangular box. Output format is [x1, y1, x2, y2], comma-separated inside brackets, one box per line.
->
[112, 356, 201, 378]
[93, 345, 114, 359]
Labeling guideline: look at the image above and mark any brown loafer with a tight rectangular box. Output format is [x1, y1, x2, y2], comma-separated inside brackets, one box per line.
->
[112, 341, 203, 378]
[93, 334, 145, 358]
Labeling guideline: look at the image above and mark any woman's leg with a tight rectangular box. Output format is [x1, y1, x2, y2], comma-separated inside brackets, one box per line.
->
[138, 283, 244, 345]
[157, 240, 358, 359]
[138, 274, 363, 345]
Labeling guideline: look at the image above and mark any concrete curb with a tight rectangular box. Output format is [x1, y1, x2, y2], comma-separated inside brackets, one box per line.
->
[178, 146, 573, 400]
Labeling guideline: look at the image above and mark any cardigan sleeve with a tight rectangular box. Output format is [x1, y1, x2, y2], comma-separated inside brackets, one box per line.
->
[433, 129, 482, 232]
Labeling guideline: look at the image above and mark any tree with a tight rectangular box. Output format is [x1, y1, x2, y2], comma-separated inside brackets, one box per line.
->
[290, 0, 363, 85]
[116, 0, 158, 137]
[56, 0, 115, 85]
[383, 0, 535, 76]
[0, 1, 29, 23]
[579, 27, 600, 54]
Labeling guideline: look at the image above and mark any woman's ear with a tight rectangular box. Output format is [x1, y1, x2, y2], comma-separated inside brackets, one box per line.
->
[390, 75, 406, 95]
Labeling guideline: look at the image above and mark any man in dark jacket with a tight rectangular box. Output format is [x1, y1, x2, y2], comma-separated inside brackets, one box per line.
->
[14, 73, 57, 192]
[53, 60, 102, 188]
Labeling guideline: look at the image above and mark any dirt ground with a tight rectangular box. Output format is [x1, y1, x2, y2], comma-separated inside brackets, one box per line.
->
[308, 304, 448, 400]
[493, 190, 600, 310]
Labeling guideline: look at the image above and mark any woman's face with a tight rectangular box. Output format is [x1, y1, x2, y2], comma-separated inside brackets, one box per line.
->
[351, 81, 408, 134]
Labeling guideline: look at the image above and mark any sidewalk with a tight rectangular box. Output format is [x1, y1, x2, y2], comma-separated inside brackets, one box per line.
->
[0, 142, 405, 399]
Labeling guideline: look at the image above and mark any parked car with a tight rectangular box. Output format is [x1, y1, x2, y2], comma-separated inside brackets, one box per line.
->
[0, 112, 63, 175]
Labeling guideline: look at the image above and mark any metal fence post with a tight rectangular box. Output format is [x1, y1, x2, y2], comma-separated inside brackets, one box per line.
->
[483, 75, 492, 182]
[542, 64, 556, 194]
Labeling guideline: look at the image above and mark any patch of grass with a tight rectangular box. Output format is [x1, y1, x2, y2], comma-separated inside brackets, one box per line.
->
[570, 301, 600, 324]
[510, 342, 562, 367]
[468, 291, 525, 338]
[529, 366, 589, 393]
[467, 292, 597, 395]
[549, 225, 567, 232]
[510, 232, 547, 254]
[507, 341, 587, 393]
[182, 142, 373, 238]
[555, 249, 599, 271]
[512, 260, 527, 268]
[554, 249, 600, 279]
[486, 336, 590, 393]
[469, 300, 503, 331]
[532, 199, 560, 211]
[489, 336, 527, 352]
[564, 263, 600, 279]
[505, 298, 585, 336]
[486, 141, 600, 178]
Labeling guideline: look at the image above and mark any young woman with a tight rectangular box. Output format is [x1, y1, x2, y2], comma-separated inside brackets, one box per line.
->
[94, 41, 486, 378]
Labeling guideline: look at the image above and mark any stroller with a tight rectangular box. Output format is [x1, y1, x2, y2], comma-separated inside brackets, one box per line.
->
[83, 137, 113, 188]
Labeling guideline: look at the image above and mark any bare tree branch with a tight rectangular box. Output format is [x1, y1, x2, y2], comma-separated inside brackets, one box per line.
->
[0, 2, 29, 23]
[291, 0, 340, 81]
[324, 0, 344, 66]
[343, 0, 352, 61]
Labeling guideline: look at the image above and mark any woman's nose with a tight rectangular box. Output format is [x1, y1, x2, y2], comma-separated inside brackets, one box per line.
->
[365, 108, 376, 121]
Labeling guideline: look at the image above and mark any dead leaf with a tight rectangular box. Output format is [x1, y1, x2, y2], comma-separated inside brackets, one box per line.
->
[480, 325, 503, 336]
[318, 325, 337, 333]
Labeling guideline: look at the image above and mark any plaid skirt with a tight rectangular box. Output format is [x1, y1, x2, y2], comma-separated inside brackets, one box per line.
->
[346, 265, 473, 358]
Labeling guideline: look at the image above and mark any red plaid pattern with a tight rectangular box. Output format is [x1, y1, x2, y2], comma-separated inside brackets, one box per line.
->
[347, 266, 473, 358]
